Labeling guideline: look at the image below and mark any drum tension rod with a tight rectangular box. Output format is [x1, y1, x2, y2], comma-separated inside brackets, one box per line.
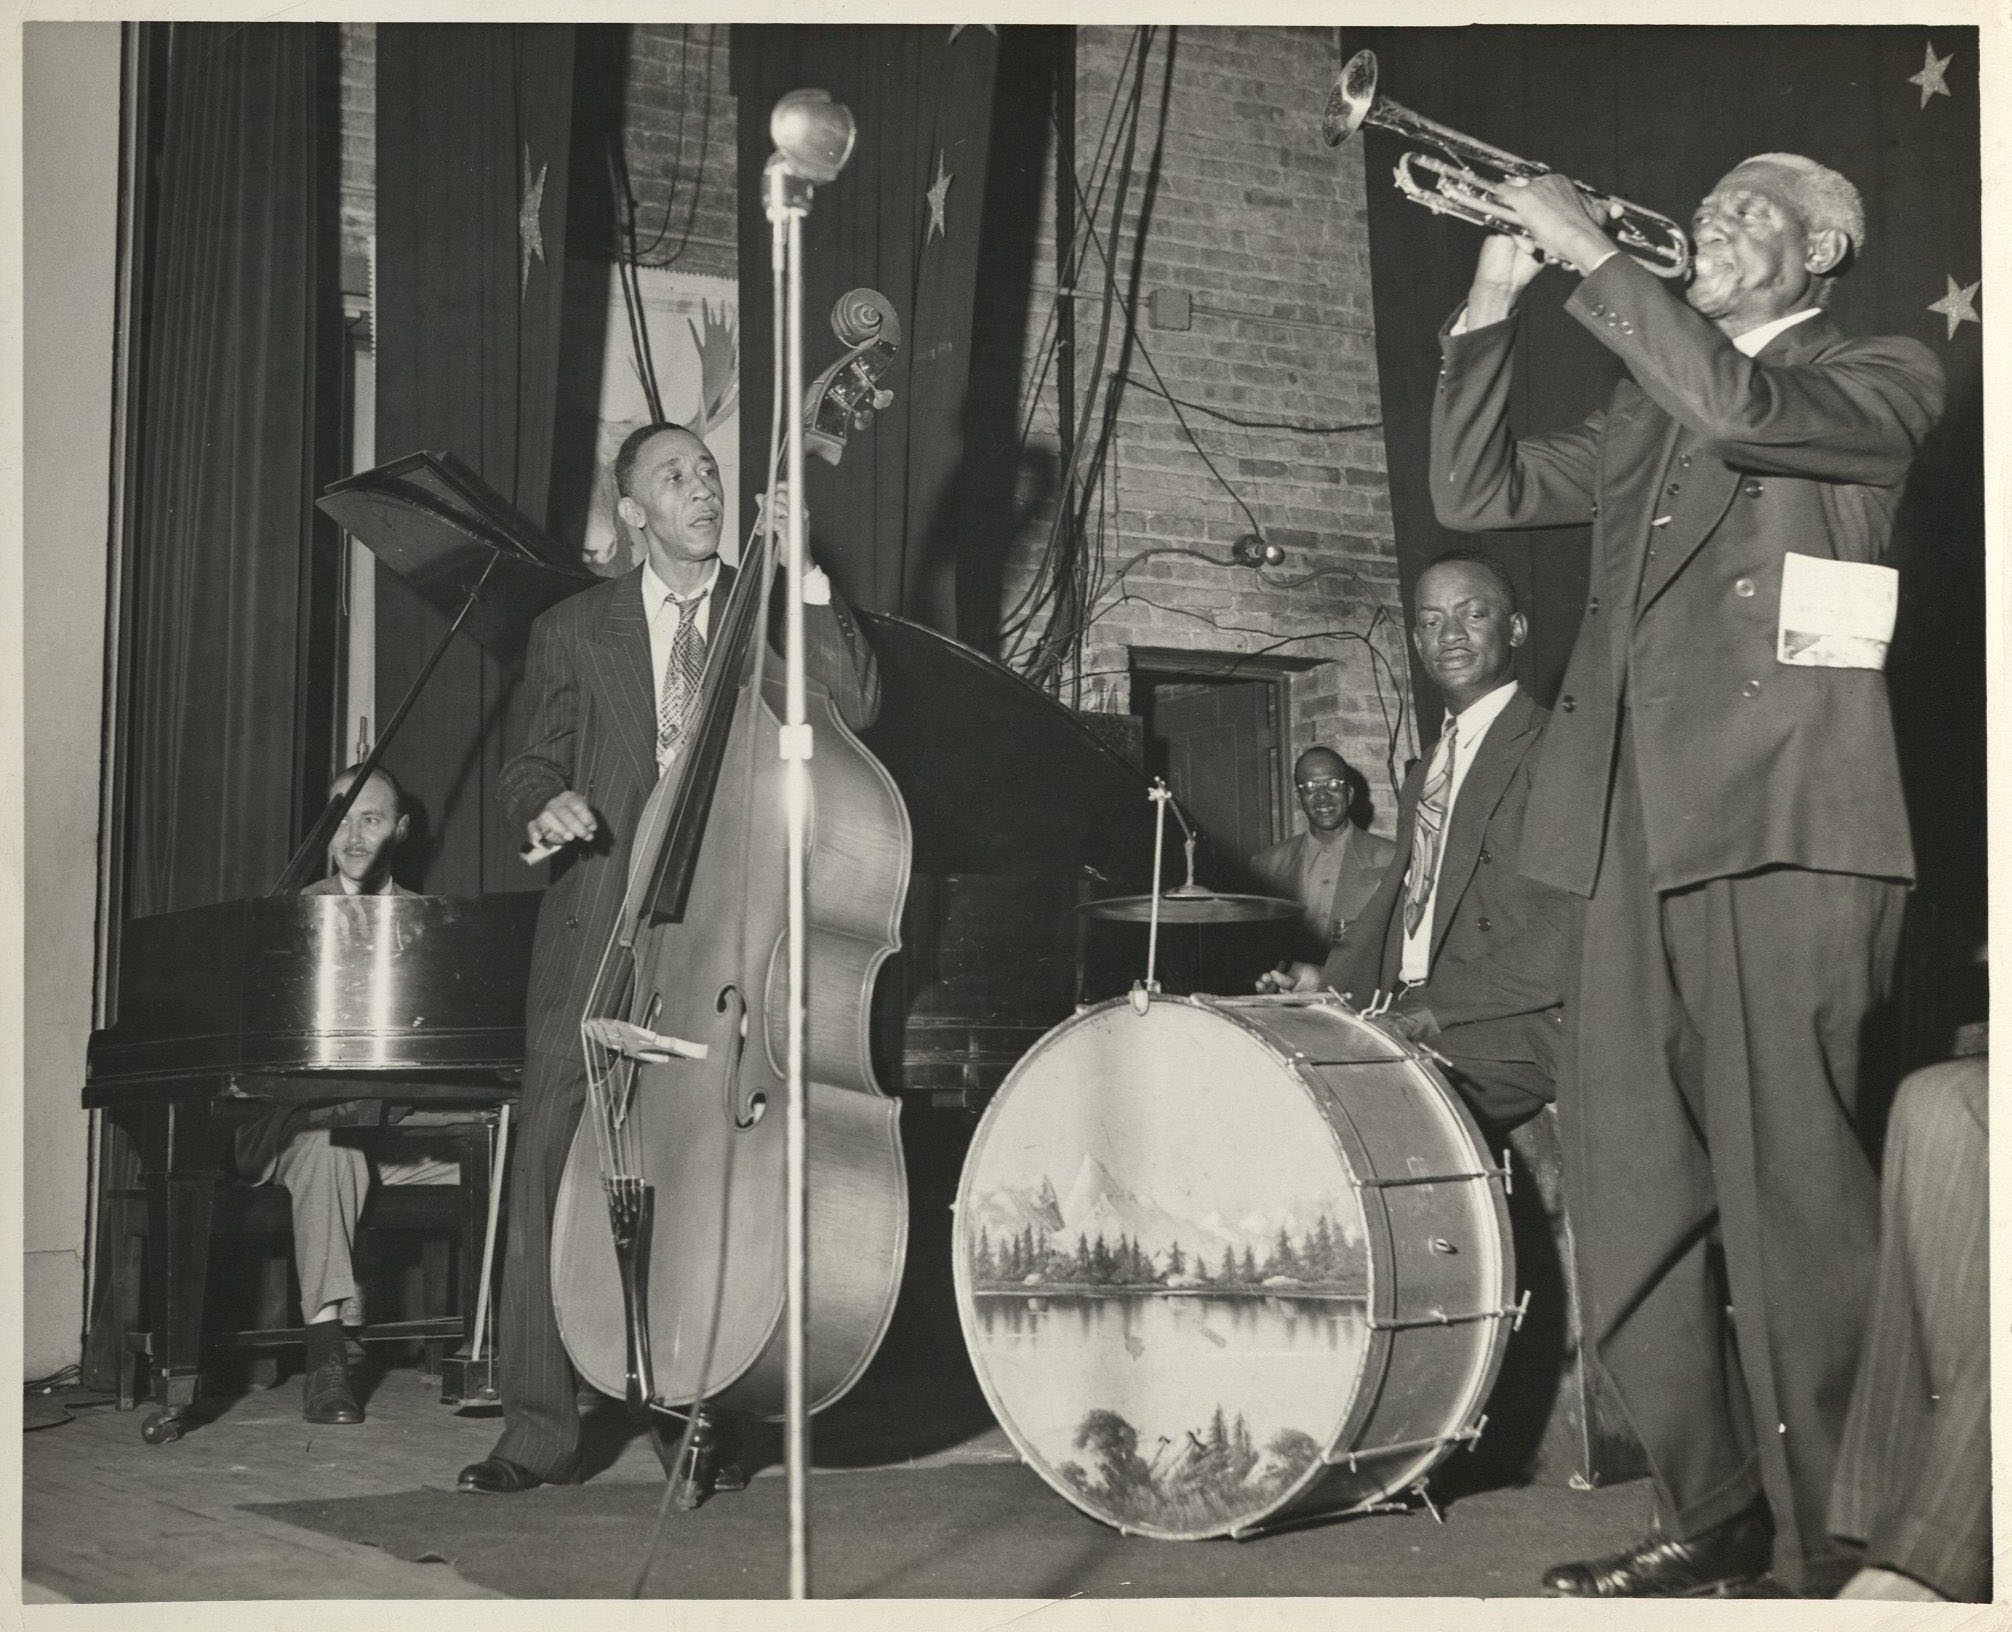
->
[1339, 1422, 1485, 1471]
[1353, 1164, 1506, 1189]
[1366, 1292, 1527, 1332]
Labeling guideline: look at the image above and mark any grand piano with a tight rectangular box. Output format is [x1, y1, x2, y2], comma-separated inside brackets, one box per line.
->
[84, 455, 594, 1441]
[84, 455, 1246, 1444]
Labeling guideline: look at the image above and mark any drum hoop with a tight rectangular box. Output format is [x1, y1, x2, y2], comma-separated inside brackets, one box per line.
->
[952, 992, 1513, 1539]
[1187, 994, 1514, 1493]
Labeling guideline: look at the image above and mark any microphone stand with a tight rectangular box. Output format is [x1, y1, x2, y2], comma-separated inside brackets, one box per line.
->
[765, 144, 816, 1607]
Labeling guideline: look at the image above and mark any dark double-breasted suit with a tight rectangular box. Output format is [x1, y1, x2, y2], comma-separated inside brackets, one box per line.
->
[1318, 686, 1567, 1132]
[491, 561, 879, 1479]
[1431, 250, 1945, 1589]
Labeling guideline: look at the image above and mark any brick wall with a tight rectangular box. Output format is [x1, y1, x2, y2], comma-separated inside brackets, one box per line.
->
[336, 22, 738, 285]
[995, 26, 1415, 826]
[338, 23, 374, 285]
[610, 23, 738, 282]
[338, 22, 1416, 821]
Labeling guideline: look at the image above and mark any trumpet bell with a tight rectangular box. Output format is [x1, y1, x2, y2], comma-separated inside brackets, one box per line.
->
[1321, 49, 1381, 147]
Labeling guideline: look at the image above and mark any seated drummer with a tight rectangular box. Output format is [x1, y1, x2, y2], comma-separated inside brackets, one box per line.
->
[1262, 553, 1568, 1135]
[233, 762, 457, 1425]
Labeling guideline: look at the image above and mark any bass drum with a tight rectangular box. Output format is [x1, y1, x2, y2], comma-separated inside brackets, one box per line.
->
[953, 993, 1515, 1540]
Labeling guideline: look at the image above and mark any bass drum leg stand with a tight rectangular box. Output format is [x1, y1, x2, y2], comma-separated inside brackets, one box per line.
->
[652, 1403, 750, 1509]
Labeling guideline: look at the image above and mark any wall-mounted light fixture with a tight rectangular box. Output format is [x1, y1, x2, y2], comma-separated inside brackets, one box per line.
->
[1231, 532, 1286, 569]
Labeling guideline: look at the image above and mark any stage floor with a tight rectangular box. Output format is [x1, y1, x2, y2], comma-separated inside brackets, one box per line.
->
[21, 1355, 1660, 1607]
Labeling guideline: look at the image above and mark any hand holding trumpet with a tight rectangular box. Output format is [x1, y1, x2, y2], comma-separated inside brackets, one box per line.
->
[1465, 174, 1629, 325]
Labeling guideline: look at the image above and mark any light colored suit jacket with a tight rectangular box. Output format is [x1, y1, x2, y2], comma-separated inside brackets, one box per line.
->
[1432, 253, 1945, 897]
[1249, 824, 1395, 948]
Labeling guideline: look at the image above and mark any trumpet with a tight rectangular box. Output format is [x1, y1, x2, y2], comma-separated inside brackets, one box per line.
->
[1321, 50, 1691, 281]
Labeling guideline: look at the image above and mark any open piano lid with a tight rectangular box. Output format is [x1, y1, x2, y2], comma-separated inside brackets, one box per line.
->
[317, 450, 596, 656]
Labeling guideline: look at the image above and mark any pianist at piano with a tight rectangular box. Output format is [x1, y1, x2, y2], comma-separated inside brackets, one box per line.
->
[230, 760, 458, 1428]
[459, 425, 883, 1497]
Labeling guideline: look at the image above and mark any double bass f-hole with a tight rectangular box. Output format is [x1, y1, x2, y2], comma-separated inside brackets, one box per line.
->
[714, 984, 763, 1129]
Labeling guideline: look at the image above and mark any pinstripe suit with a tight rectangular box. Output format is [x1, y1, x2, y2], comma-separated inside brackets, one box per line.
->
[488, 561, 880, 1480]
[1829, 1056, 1991, 1601]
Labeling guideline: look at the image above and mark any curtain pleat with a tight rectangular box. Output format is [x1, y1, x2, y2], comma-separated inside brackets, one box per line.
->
[733, 24, 1001, 631]
[123, 22, 338, 915]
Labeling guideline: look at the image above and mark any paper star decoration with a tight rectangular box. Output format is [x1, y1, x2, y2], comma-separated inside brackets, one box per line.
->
[925, 151, 954, 243]
[948, 24, 997, 43]
[1908, 41, 1953, 109]
[520, 143, 548, 294]
[1927, 275, 1981, 341]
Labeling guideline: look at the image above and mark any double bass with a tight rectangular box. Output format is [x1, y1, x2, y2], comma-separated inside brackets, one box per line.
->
[548, 293, 911, 1445]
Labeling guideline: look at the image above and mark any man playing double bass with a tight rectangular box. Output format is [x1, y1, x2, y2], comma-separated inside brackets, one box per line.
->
[458, 424, 881, 1495]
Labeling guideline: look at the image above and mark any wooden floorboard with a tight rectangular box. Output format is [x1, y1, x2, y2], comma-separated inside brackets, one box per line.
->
[21, 1359, 1022, 1604]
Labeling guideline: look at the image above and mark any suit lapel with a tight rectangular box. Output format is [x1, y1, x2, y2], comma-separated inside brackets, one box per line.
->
[1428, 688, 1537, 965]
[590, 569, 657, 788]
[1634, 312, 1840, 617]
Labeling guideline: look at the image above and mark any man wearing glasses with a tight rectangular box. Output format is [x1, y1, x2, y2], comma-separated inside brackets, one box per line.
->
[1250, 745, 1394, 953]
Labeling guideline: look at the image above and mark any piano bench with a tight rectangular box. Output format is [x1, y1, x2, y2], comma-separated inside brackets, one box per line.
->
[106, 1121, 495, 1410]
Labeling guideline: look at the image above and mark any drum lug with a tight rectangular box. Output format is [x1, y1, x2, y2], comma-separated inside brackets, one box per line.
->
[1499, 1149, 1513, 1195]
[1512, 1288, 1531, 1331]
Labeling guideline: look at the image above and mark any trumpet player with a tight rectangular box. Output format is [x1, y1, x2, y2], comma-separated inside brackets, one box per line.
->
[1429, 159, 1944, 1599]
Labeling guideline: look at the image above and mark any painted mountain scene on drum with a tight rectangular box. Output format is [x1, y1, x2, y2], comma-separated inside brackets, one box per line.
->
[966, 1153, 1367, 1294]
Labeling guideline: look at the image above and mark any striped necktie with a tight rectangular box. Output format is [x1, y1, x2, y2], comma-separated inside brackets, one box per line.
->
[1403, 715, 1457, 938]
[656, 591, 709, 768]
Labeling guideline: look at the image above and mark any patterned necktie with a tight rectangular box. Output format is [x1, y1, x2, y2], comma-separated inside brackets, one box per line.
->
[1403, 715, 1458, 938]
[656, 592, 709, 768]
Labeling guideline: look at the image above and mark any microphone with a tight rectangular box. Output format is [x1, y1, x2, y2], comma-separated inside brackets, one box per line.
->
[769, 89, 855, 185]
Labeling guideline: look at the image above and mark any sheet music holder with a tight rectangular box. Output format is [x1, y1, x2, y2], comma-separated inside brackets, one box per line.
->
[270, 452, 596, 896]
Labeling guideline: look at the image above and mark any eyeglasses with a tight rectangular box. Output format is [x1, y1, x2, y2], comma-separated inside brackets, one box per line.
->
[1296, 776, 1347, 793]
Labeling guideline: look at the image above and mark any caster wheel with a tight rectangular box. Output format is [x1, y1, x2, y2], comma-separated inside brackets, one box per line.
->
[140, 1412, 185, 1445]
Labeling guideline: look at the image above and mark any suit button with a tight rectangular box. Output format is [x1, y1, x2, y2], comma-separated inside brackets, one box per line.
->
[1679, 453, 1693, 467]
[1560, 695, 1576, 712]
[1742, 480, 1764, 498]
[1741, 680, 1762, 698]
[1479, 848, 1494, 864]
[1478, 916, 1494, 931]
[565, 916, 581, 928]
[1589, 502, 1600, 517]
[1734, 577, 1756, 597]
[1666, 481, 1681, 494]
[1586, 598, 1600, 615]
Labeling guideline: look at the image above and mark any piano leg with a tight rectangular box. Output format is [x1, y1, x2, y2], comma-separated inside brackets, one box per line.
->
[119, 1099, 222, 1444]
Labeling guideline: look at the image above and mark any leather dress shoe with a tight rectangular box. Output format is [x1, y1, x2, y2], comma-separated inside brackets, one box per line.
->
[457, 1457, 549, 1495]
[1543, 1504, 1773, 1597]
[302, 1355, 363, 1425]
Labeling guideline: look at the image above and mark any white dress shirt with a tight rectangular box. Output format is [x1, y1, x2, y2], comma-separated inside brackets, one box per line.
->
[1729, 306, 1819, 356]
[640, 558, 722, 715]
[1399, 679, 1519, 983]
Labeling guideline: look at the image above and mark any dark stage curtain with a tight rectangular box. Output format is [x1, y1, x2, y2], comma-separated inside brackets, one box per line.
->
[121, 23, 343, 916]
[88, 20, 341, 1394]
[732, 24, 1001, 631]
[1351, 27, 1984, 950]
[374, 24, 575, 896]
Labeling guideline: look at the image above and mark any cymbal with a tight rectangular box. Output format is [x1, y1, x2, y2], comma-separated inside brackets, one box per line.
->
[1079, 889, 1302, 925]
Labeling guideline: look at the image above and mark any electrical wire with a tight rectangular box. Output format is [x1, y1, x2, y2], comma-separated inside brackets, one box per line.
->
[630, 24, 717, 269]
[1126, 376, 1383, 437]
